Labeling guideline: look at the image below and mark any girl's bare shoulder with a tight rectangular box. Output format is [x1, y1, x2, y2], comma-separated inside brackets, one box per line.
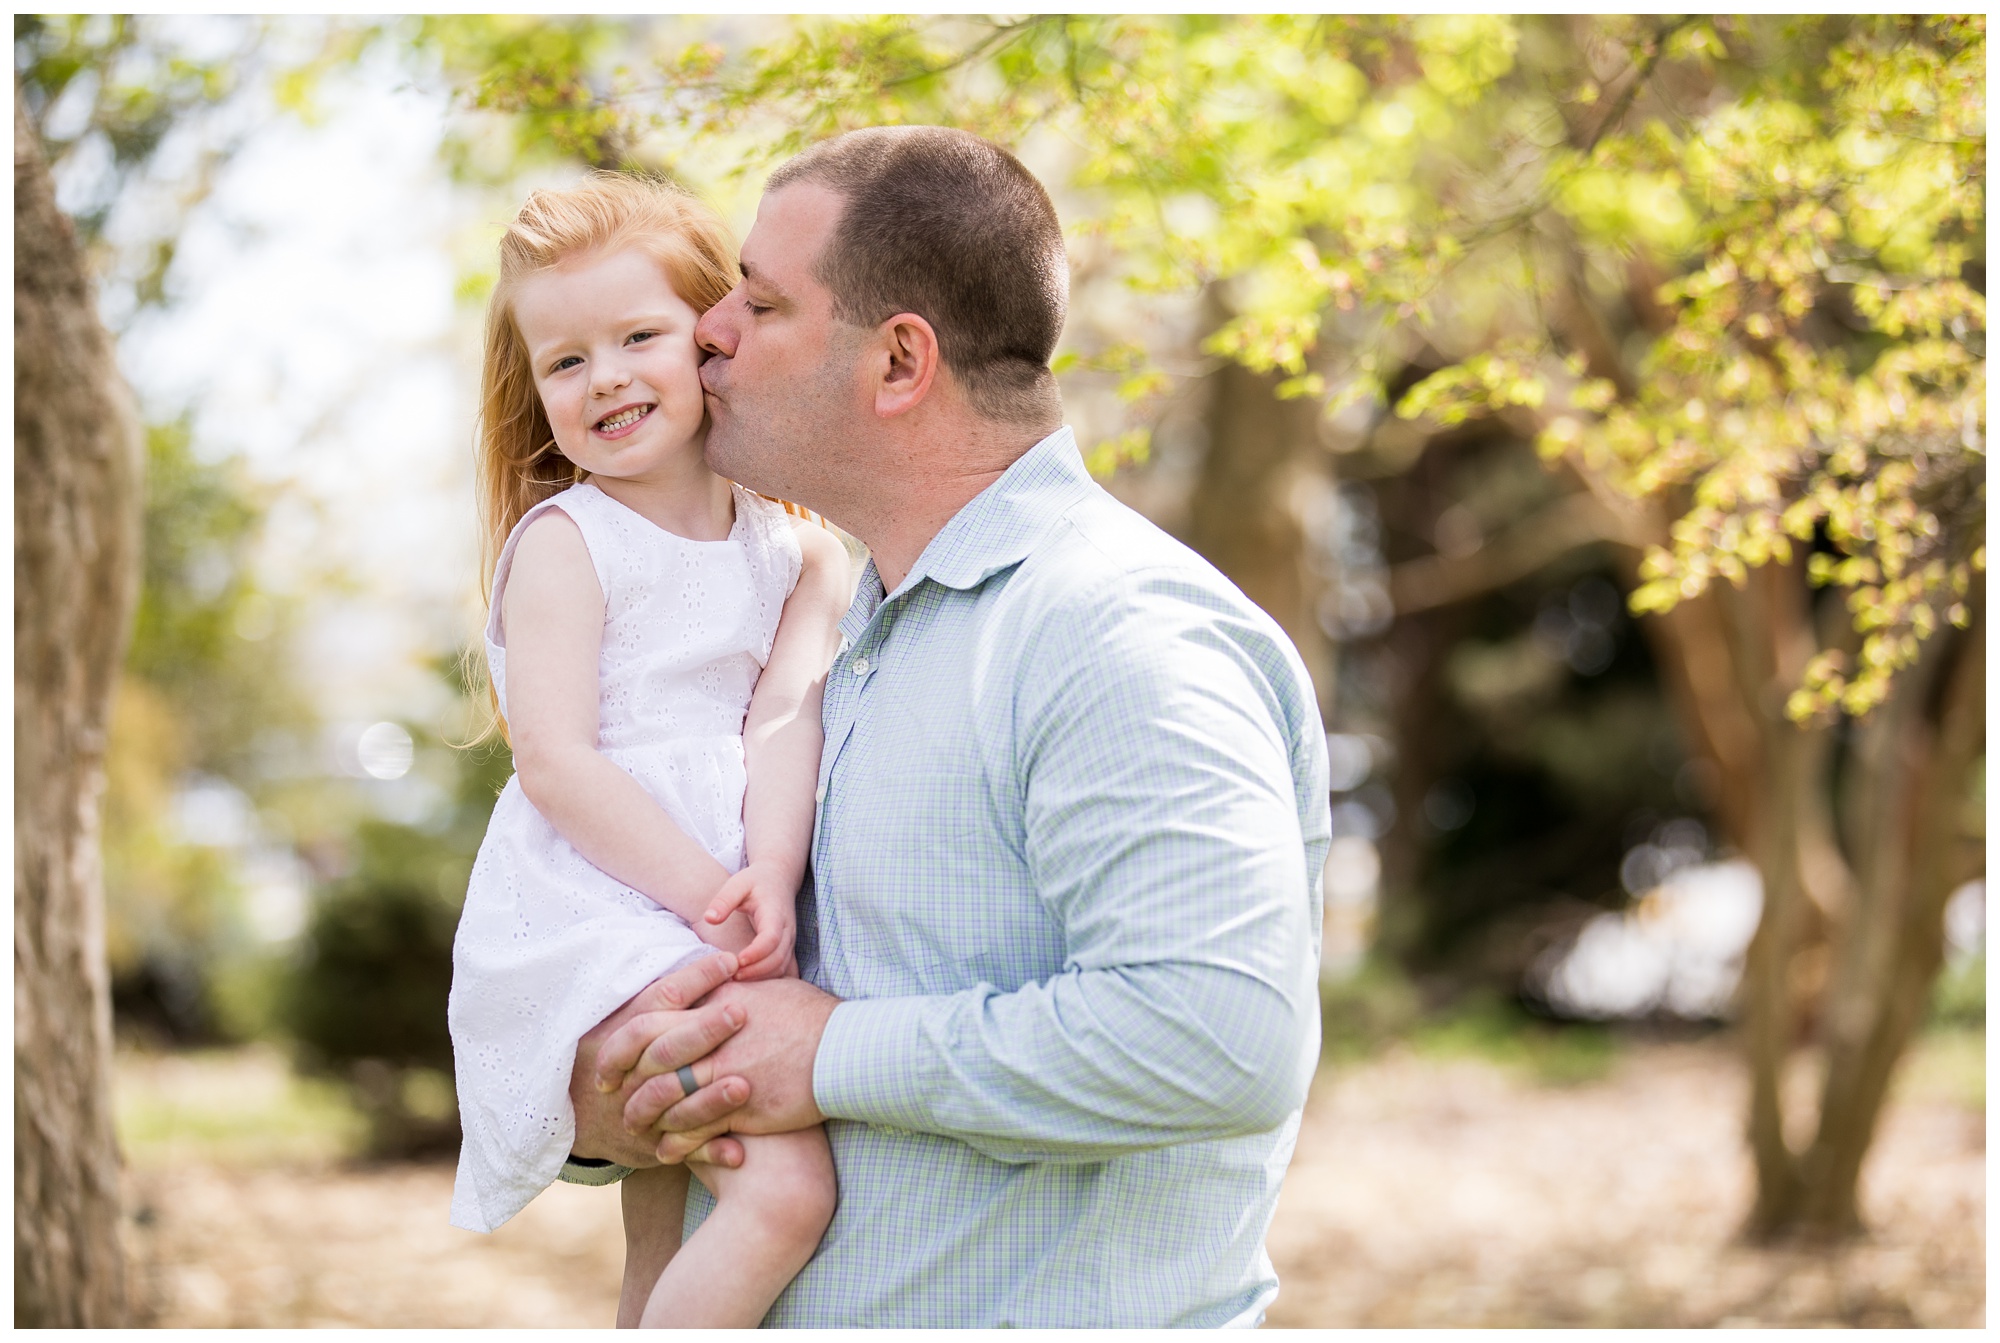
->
[504, 506, 599, 603]
[789, 515, 850, 574]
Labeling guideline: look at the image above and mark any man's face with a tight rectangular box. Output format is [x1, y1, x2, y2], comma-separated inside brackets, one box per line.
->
[695, 183, 867, 511]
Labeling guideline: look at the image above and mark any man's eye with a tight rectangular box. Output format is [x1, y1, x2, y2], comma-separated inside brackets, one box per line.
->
[744, 302, 772, 316]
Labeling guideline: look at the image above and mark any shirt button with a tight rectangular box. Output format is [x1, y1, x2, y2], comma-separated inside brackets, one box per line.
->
[852, 656, 872, 677]
[814, 783, 826, 805]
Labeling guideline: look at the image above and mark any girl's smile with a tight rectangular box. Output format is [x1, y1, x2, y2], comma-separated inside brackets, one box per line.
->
[594, 402, 656, 437]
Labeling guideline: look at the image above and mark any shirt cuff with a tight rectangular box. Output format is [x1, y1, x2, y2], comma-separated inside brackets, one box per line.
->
[813, 994, 946, 1129]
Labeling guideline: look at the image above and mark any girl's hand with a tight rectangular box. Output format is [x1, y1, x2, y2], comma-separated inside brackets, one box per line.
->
[702, 860, 798, 981]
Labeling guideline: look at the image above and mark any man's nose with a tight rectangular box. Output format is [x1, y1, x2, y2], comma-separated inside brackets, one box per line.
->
[695, 291, 739, 358]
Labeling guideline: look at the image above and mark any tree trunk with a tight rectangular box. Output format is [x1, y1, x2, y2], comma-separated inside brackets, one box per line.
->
[1637, 552, 1985, 1241]
[1183, 297, 1335, 715]
[14, 89, 143, 1327]
[1795, 587, 1985, 1235]
[1553, 251, 1983, 1242]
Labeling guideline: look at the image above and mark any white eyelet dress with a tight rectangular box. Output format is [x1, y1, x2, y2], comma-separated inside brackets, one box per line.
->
[448, 480, 801, 1233]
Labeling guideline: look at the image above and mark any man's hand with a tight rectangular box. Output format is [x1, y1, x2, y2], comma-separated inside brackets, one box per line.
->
[570, 951, 750, 1169]
[619, 977, 841, 1163]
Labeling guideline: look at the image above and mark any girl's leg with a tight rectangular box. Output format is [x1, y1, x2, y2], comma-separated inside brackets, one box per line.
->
[638, 1127, 837, 1328]
[618, 1165, 690, 1329]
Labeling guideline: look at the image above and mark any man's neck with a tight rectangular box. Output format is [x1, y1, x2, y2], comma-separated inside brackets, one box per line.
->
[857, 420, 1056, 593]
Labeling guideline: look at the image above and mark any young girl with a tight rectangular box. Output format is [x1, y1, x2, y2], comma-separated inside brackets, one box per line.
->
[447, 173, 849, 1328]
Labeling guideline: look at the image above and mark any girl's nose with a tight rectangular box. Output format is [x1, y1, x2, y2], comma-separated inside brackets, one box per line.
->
[590, 360, 632, 397]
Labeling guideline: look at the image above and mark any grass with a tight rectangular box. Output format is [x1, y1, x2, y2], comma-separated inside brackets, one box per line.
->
[1321, 963, 1621, 1087]
[1929, 952, 1984, 1028]
[1903, 950, 1985, 1113]
[1406, 992, 1621, 1087]
[114, 1044, 368, 1169]
[1897, 1026, 1985, 1113]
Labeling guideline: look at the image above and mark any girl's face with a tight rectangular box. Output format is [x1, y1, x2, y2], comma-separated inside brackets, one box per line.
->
[512, 247, 707, 484]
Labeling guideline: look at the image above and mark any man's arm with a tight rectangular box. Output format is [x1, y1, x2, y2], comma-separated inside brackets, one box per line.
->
[810, 573, 1327, 1160]
[622, 569, 1329, 1164]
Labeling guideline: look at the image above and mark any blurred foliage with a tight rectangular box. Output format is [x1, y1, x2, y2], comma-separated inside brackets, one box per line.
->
[1538, 22, 1986, 721]
[14, 14, 378, 322]
[1319, 957, 1425, 1060]
[283, 701, 512, 1156]
[1364, 436, 1695, 967]
[103, 423, 313, 1043]
[286, 821, 462, 1073]
[125, 422, 310, 776]
[408, 15, 638, 177]
[18, 16, 370, 1047]
[15, 14, 247, 255]
[1408, 991, 1620, 1088]
[15, 14, 260, 321]
[430, 13, 1983, 718]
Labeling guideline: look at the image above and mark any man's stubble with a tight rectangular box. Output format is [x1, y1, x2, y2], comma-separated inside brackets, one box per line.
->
[703, 323, 872, 530]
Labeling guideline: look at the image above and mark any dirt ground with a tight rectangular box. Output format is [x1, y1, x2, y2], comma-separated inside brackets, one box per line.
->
[117, 1035, 1983, 1328]
[1264, 1037, 1983, 1328]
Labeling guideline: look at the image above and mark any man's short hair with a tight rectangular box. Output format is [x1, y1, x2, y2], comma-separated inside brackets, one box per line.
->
[767, 126, 1067, 426]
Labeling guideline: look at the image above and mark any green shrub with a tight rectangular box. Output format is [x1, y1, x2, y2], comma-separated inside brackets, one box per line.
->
[1931, 953, 1986, 1029]
[283, 818, 467, 1157]
[1319, 958, 1424, 1059]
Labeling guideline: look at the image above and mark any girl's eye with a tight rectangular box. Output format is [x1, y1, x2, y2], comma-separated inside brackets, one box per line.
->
[550, 355, 581, 374]
[627, 330, 657, 346]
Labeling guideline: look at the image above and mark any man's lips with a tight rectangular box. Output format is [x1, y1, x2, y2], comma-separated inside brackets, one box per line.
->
[698, 357, 728, 397]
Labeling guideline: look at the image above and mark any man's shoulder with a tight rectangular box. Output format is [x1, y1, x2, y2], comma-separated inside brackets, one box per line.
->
[992, 487, 1317, 725]
[1012, 487, 1250, 613]
[1000, 488, 1292, 659]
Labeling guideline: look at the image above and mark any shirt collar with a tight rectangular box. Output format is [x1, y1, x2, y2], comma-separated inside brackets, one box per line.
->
[840, 427, 1095, 643]
[901, 425, 1095, 593]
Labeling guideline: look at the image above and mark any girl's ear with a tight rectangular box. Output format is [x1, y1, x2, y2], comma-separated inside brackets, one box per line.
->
[873, 312, 940, 419]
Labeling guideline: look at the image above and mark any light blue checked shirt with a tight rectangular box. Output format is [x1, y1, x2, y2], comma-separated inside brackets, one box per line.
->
[687, 426, 1329, 1327]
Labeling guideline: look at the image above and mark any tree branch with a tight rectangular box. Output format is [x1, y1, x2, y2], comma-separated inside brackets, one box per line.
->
[1455, 15, 1694, 254]
[1388, 489, 1630, 614]
[1580, 16, 1692, 154]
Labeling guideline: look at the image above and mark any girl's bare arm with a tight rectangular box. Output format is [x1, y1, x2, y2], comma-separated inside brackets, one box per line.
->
[501, 509, 750, 947]
[706, 522, 852, 975]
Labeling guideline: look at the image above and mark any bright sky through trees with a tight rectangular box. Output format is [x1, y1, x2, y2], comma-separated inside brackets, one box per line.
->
[98, 45, 470, 736]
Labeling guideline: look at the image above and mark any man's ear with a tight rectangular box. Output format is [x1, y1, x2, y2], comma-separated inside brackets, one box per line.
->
[873, 312, 941, 419]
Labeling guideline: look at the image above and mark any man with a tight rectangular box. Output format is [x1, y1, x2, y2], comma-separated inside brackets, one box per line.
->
[567, 126, 1330, 1327]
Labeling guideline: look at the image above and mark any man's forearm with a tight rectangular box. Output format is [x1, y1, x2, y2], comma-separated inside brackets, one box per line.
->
[811, 958, 1318, 1164]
